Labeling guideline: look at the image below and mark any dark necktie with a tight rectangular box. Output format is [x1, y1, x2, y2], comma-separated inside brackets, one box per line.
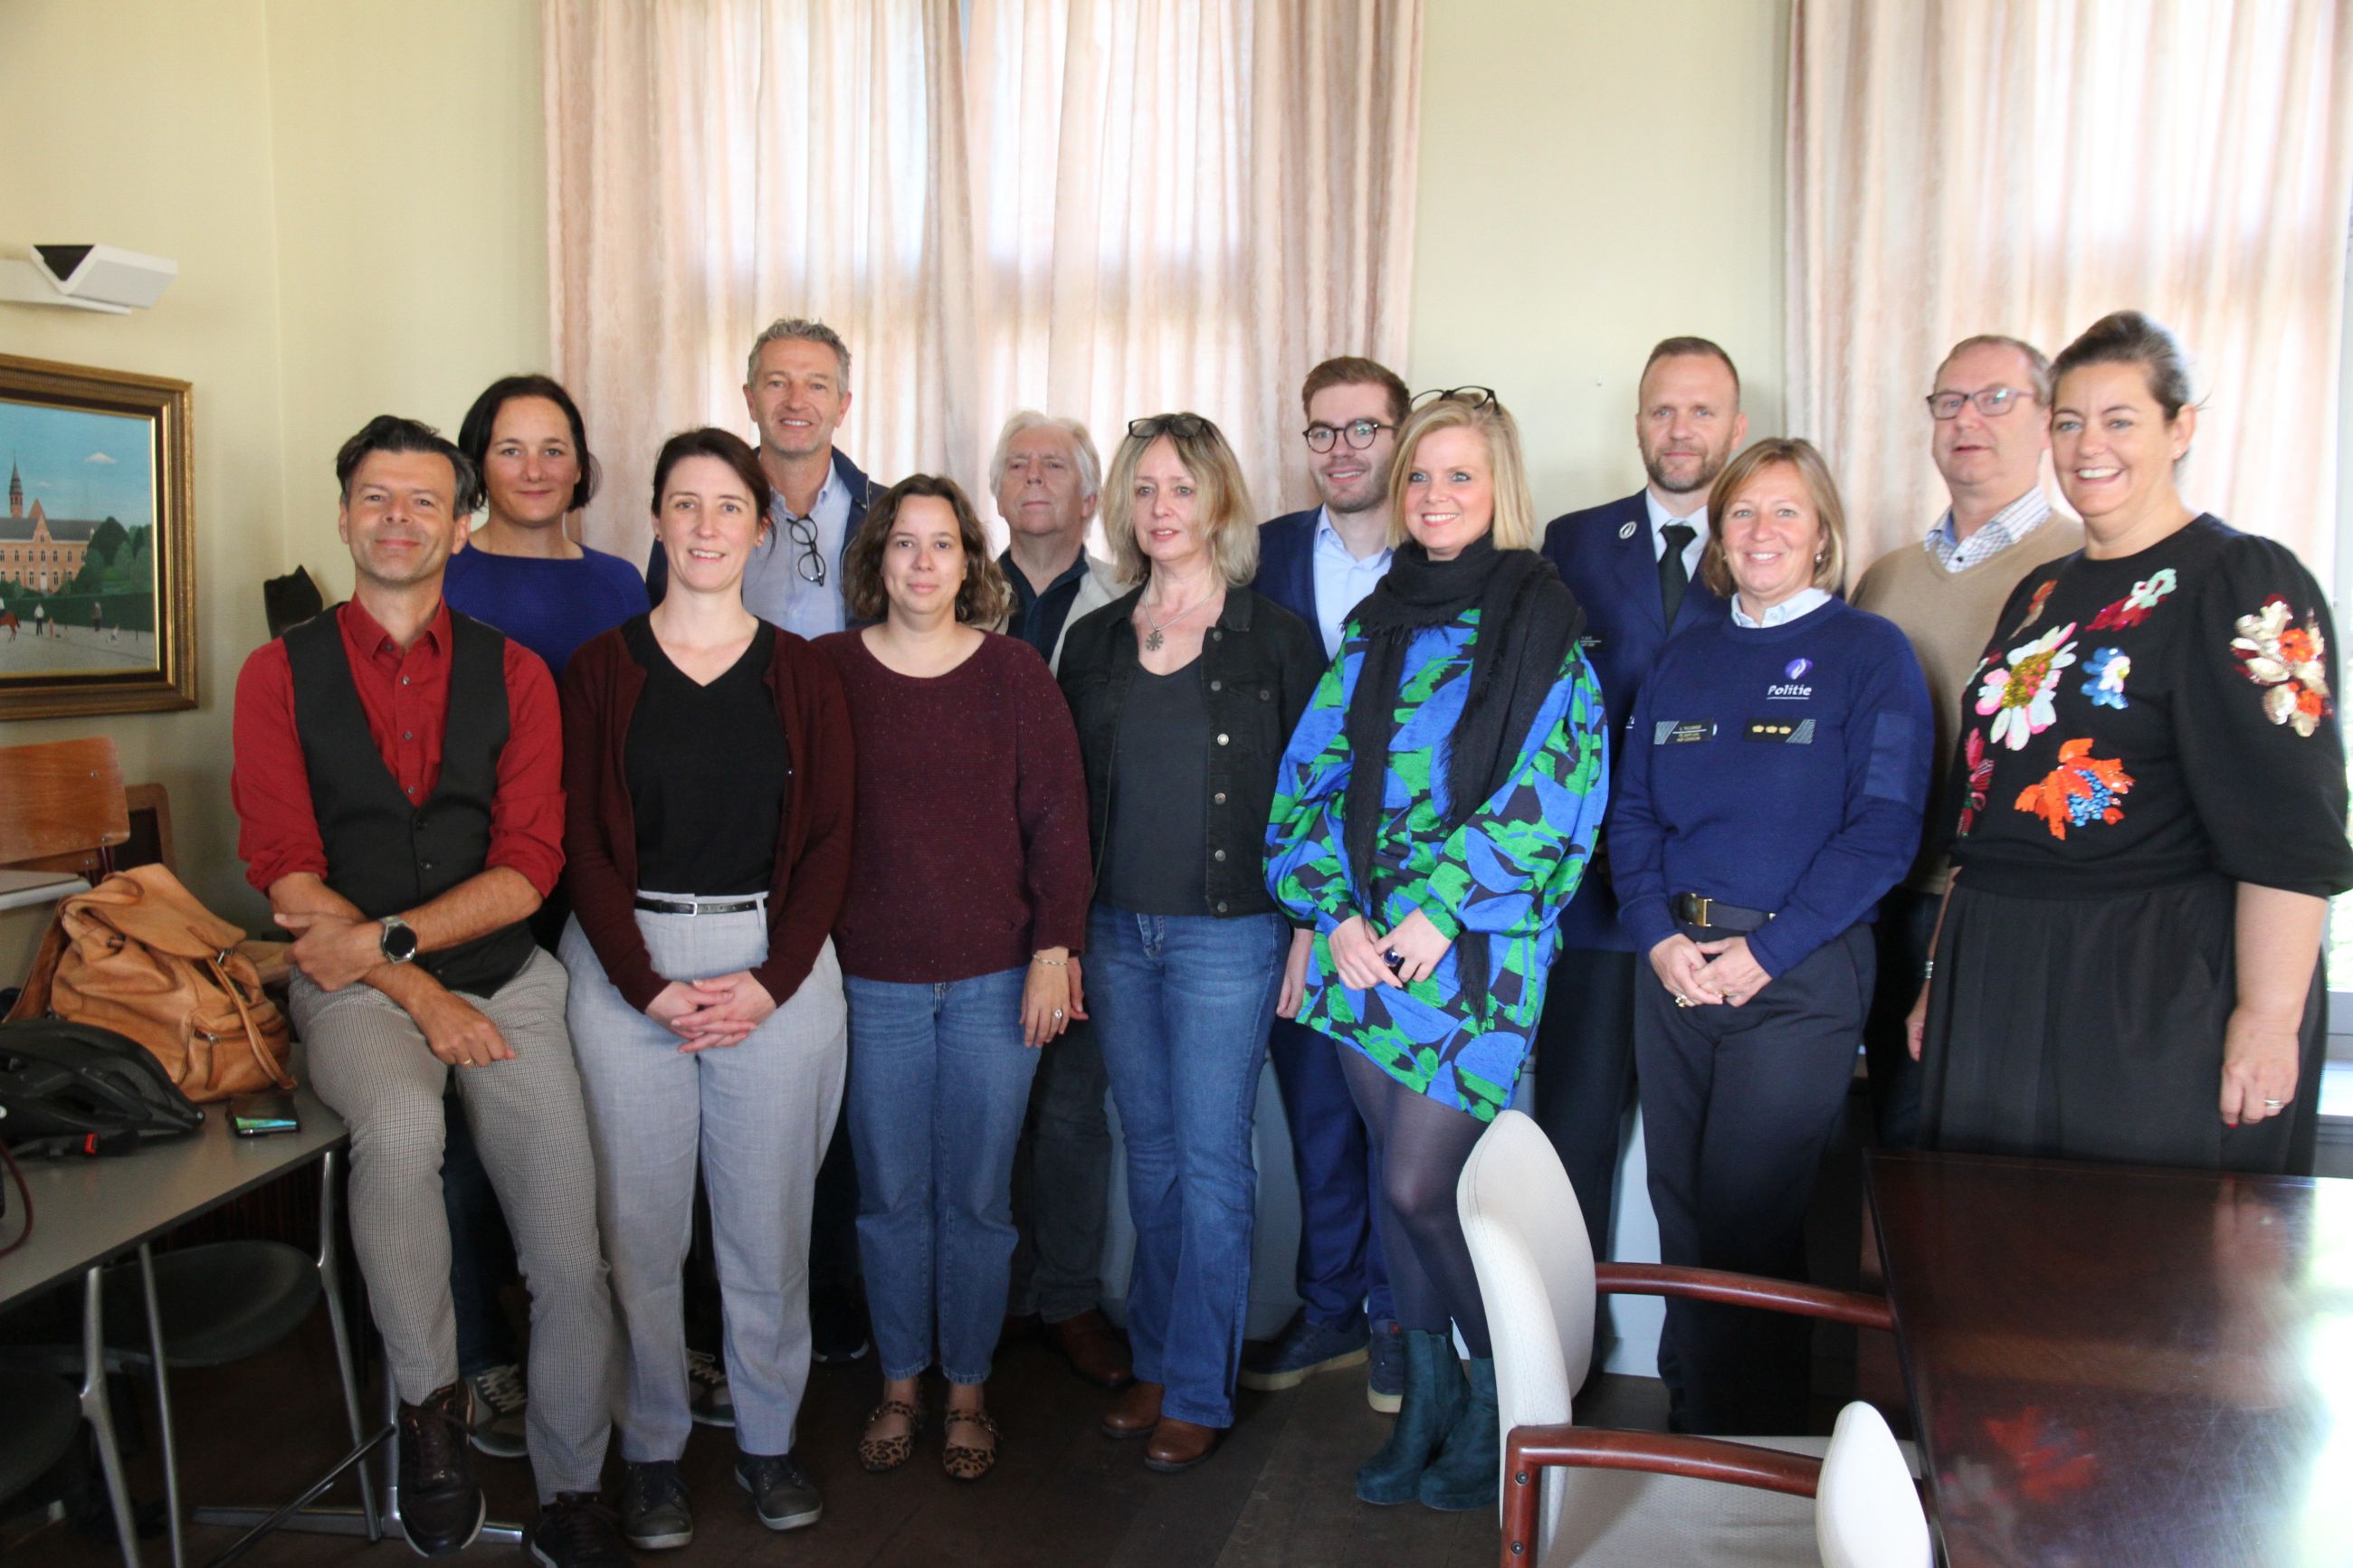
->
[1659, 521, 1696, 625]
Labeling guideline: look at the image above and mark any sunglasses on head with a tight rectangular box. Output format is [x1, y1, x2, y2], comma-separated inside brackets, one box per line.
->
[1410, 385, 1498, 411]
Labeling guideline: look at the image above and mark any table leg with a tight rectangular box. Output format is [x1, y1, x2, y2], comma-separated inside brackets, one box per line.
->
[79, 1264, 141, 1568]
[135, 1243, 185, 1568]
[315, 1147, 380, 1539]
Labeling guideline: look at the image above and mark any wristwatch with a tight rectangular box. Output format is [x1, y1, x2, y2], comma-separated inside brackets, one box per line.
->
[378, 916, 420, 965]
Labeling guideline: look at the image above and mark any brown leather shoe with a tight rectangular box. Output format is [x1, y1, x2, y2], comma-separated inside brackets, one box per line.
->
[1143, 1417, 1219, 1472]
[1100, 1379, 1163, 1440]
[1049, 1308, 1134, 1389]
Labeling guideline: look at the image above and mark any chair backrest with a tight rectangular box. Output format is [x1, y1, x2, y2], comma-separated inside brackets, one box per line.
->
[0, 736, 129, 876]
[1457, 1108, 1599, 1556]
[1815, 1402, 1931, 1568]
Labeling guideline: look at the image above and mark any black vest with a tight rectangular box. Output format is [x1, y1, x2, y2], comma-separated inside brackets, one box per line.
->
[283, 609, 536, 996]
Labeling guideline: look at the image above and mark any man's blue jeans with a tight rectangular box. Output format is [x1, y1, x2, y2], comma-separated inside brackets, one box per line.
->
[1088, 906, 1286, 1429]
[843, 967, 1040, 1385]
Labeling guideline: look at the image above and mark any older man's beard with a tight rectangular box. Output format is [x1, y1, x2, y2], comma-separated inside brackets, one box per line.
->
[1643, 444, 1727, 496]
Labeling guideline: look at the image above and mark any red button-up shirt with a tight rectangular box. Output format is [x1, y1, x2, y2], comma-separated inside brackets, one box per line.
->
[232, 599, 566, 898]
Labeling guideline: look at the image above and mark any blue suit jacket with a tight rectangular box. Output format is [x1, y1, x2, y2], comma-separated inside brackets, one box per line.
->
[1253, 508, 1321, 629]
[645, 447, 883, 606]
[1540, 490, 1729, 951]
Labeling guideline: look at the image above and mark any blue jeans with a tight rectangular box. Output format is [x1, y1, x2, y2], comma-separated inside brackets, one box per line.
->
[843, 968, 1040, 1385]
[1089, 906, 1286, 1428]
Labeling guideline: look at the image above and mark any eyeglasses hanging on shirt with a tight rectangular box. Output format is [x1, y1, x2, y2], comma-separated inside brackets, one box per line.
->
[780, 510, 827, 586]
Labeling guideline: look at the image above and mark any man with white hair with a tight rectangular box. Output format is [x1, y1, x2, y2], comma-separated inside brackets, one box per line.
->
[990, 410, 1129, 1390]
[992, 410, 1119, 670]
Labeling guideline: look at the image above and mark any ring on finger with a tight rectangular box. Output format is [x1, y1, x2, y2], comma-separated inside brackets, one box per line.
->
[2263, 1098, 2285, 1107]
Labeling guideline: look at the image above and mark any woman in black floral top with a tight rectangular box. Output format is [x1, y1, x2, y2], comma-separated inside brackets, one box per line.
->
[1910, 312, 2353, 1174]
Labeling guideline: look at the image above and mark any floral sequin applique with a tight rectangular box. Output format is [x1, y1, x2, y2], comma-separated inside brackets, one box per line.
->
[2015, 739, 2133, 839]
[2080, 648, 2130, 710]
[2010, 579, 2057, 637]
[1956, 727, 1995, 836]
[1975, 622, 2080, 751]
[2090, 568, 2177, 631]
[2231, 596, 2333, 737]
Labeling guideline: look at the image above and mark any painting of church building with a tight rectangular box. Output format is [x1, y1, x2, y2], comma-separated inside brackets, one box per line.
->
[1, 459, 98, 591]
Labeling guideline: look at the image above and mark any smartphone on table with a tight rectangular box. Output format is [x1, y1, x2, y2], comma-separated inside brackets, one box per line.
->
[229, 1091, 300, 1137]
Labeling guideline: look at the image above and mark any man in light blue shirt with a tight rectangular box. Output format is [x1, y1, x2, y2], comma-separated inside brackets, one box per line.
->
[646, 318, 884, 639]
[1245, 356, 1408, 1411]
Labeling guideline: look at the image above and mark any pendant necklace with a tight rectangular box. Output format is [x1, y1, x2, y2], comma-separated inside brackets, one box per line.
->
[1142, 587, 1210, 652]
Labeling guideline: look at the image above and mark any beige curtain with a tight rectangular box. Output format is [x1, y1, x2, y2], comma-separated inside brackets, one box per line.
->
[545, 0, 1420, 558]
[1788, 0, 2353, 581]
[545, 0, 974, 558]
[963, 0, 1422, 522]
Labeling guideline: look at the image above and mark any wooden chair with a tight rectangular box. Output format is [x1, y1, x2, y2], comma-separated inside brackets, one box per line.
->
[0, 736, 129, 884]
[1459, 1110, 1930, 1566]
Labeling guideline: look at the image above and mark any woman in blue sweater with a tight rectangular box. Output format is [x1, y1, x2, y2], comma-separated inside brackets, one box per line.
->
[1612, 437, 1930, 1436]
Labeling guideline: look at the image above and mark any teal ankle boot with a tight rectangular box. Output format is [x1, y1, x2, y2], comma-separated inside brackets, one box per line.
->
[1416, 1354, 1500, 1510]
[1354, 1330, 1467, 1506]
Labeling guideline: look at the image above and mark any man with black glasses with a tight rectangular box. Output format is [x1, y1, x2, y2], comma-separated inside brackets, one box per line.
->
[646, 317, 884, 636]
[1241, 356, 1406, 1413]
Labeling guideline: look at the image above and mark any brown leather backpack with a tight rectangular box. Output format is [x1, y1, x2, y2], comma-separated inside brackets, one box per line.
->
[4, 864, 295, 1103]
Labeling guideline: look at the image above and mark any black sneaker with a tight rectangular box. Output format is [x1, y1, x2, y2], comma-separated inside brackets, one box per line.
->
[684, 1348, 734, 1428]
[735, 1452, 823, 1531]
[462, 1363, 529, 1459]
[810, 1289, 871, 1364]
[395, 1383, 485, 1557]
[618, 1459, 694, 1551]
[526, 1493, 632, 1568]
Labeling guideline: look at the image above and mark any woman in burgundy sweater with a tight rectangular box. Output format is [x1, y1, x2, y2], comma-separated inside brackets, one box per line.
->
[558, 427, 854, 1545]
[816, 475, 1091, 1482]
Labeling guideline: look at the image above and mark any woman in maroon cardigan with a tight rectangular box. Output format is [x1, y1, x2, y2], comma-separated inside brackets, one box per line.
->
[558, 426, 854, 1548]
[816, 475, 1091, 1482]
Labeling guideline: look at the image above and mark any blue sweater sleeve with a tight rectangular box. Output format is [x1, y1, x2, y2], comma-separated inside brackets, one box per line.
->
[1744, 624, 1934, 977]
[1610, 662, 1676, 955]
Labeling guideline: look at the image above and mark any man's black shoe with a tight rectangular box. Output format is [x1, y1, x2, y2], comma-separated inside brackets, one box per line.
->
[395, 1383, 485, 1557]
[527, 1493, 634, 1568]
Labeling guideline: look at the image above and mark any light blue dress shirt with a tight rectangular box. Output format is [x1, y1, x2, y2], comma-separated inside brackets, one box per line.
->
[736, 466, 850, 637]
[1310, 506, 1393, 659]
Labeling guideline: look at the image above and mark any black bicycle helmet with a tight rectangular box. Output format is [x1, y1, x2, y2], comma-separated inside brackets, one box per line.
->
[0, 1020, 205, 1155]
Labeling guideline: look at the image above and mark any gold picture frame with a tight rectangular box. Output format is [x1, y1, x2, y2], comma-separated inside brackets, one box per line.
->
[0, 353, 196, 719]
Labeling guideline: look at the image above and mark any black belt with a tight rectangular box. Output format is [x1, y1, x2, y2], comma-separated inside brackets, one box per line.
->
[634, 897, 764, 917]
[1670, 893, 1774, 933]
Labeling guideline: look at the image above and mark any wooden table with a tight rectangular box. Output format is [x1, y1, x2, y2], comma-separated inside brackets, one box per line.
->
[1868, 1149, 2353, 1568]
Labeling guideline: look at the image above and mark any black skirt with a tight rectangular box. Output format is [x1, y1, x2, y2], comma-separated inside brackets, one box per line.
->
[1919, 877, 2325, 1175]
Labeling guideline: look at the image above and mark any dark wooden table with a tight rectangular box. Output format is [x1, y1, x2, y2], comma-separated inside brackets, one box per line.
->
[1868, 1149, 2352, 1568]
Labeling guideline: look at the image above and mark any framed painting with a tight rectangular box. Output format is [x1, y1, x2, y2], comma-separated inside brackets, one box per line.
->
[0, 354, 196, 719]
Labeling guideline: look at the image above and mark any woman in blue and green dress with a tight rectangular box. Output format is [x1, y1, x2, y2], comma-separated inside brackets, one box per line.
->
[1265, 389, 1608, 1512]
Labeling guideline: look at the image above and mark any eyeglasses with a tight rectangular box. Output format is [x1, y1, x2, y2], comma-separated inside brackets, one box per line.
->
[780, 509, 827, 586]
[1411, 385, 1498, 411]
[1128, 413, 1215, 442]
[1302, 419, 1394, 453]
[1926, 386, 2027, 421]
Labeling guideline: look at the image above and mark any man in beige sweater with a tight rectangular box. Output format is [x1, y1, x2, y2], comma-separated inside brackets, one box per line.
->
[1850, 335, 2083, 1144]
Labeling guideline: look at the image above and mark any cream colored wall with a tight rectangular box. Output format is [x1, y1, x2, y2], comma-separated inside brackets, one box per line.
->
[0, 0, 290, 957]
[1408, 0, 1789, 518]
[0, 0, 545, 977]
[266, 0, 549, 591]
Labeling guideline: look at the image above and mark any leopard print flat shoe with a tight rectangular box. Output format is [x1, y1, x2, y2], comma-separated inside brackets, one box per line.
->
[859, 1398, 923, 1473]
[941, 1408, 1000, 1482]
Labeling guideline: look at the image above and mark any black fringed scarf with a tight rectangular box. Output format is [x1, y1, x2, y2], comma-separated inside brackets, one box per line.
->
[1342, 534, 1585, 1012]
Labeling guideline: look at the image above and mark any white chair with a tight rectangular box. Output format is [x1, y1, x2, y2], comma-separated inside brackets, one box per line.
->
[1458, 1109, 1929, 1566]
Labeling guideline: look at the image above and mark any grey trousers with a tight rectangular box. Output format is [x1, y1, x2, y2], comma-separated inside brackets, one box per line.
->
[561, 909, 847, 1460]
[1007, 1014, 1113, 1323]
[293, 948, 614, 1501]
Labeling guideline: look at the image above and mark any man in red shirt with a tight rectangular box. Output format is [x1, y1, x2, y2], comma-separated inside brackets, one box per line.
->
[231, 416, 626, 1568]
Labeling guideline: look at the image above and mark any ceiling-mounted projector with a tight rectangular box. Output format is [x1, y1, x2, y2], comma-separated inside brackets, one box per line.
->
[0, 244, 177, 313]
